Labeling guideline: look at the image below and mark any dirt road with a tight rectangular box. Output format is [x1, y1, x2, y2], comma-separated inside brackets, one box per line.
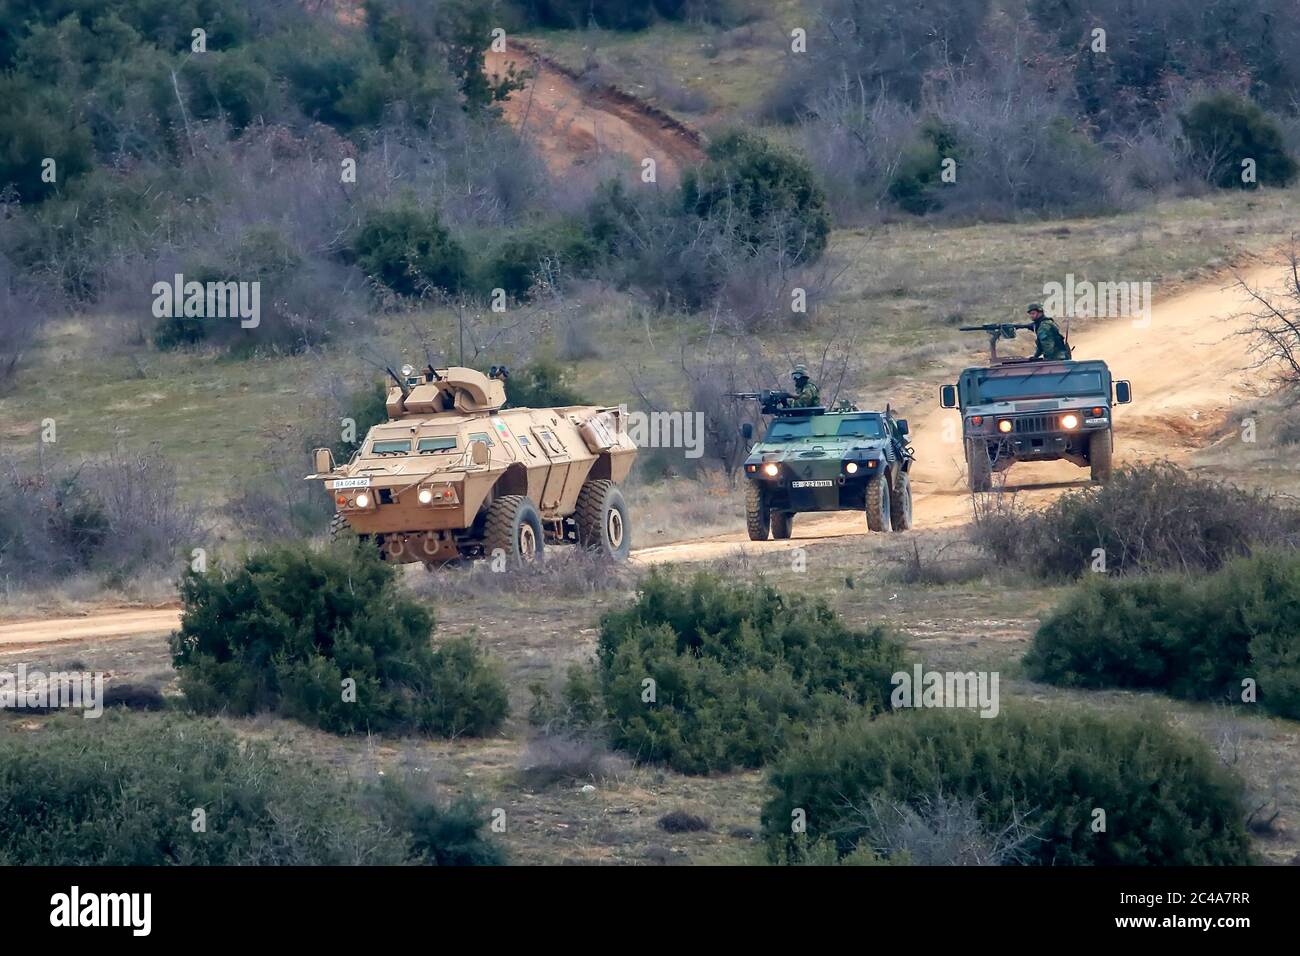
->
[1, 265, 1282, 641]
[485, 42, 705, 181]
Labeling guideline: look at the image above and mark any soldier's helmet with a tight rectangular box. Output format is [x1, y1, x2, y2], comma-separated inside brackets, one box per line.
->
[1026, 303, 1045, 315]
[791, 364, 809, 383]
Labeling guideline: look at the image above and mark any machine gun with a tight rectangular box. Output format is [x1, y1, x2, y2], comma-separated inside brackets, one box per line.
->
[728, 389, 799, 415]
[959, 322, 1036, 363]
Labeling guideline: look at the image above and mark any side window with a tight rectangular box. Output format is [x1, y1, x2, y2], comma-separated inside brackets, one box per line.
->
[468, 431, 494, 447]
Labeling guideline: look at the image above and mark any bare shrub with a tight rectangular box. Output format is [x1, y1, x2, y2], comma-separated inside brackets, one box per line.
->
[517, 731, 629, 789]
[1236, 242, 1300, 390]
[851, 792, 1040, 866]
[887, 539, 988, 586]
[0, 250, 50, 386]
[408, 547, 636, 602]
[972, 462, 1300, 578]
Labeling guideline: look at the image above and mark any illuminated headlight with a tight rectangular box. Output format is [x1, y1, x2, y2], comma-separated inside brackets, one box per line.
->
[418, 488, 434, 505]
[354, 492, 371, 508]
[845, 462, 859, 474]
[997, 420, 1013, 434]
[762, 463, 779, 477]
[1061, 413, 1079, 429]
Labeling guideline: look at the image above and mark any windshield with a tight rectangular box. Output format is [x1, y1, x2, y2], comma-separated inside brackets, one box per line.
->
[417, 437, 458, 453]
[370, 439, 412, 455]
[766, 416, 886, 441]
[969, 368, 1106, 402]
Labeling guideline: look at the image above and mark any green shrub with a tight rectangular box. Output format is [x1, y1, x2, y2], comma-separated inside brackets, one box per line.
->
[1027, 552, 1300, 718]
[476, 220, 598, 298]
[682, 129, 831, 264]
[501, 359, 588, 408]
[887, 119, 960, 215]
[1180, 92, 1298, 189]
[171, 542, 509, 736]
[0, 76, 93, 203]
[187, 50, 276, 131]
[762, 705, 1253, 866]
[0, 713, 504, 865]
[350, 203, 468, 298]
[330, 380, 391, 464]
[591, 572, 907, 774]
[973, 463, 1300, 578]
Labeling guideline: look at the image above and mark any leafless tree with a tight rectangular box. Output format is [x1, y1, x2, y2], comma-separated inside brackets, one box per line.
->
[1236, 241, 1300, 388]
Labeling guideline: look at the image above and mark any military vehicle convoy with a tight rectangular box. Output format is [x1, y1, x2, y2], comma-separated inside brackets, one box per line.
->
[737, 391, 914, 537]
[940, 325, 1132, 491]
[308, 366, 637, 565]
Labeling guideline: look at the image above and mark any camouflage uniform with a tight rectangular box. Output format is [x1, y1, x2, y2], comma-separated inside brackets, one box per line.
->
[788, 365, 821, 408]
[1027, 305, 1071, 361]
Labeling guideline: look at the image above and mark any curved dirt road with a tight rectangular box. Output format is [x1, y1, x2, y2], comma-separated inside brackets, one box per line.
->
[485, 42, 704, 181]
[632, 262, 1281, 564]
[0, 264, 1282, 642]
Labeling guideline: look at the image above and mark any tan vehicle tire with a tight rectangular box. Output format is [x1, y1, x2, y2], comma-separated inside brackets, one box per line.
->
[484, 495, 544, 564]
[575, 480, 631, 560]
[745, 482, 770, 541]
[771, 511, 793, 539]
[888, 472, 913, 531]
[865, 474, 893, 532]
[1090, 429, 1113, 483]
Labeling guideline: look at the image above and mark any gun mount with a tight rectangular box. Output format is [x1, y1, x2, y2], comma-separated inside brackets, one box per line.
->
[959, 323, 1036, 364]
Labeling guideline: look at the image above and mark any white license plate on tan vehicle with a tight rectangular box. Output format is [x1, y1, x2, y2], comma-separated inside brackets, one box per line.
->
[331, 478, 372, 489]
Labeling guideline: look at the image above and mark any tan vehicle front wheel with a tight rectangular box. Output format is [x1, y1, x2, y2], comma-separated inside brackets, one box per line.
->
[575, 480, 631, 561]
[484, 495, 544, 564]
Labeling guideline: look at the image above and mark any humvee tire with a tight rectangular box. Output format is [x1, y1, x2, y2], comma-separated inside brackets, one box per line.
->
[1090, 430, 1113, 483]
[485, 495, 544, 563]
[575, 480, 631, 560]
[746, 483, 771, 541]
[771, 511, 793, 540]
[865, 475, 893, 532]
[888, 472, 913, 531]
[965, 439, 992, 492]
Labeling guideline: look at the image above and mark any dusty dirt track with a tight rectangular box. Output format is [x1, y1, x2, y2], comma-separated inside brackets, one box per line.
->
[484, 42, 705, 181]
[0, 264, 1283, 646]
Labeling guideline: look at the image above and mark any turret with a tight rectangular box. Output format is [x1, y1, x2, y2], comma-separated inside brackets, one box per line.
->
[386, 366, 507, 419]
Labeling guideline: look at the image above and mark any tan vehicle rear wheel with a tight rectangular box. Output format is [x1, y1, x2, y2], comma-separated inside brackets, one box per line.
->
[484, 495, 544, 564]
[575, 480, 631, 560]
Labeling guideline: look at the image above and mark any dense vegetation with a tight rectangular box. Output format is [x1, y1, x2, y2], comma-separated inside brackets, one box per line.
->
[0, 713, 503, 865]
[762, 705, 1253, 866]
[582, 572, 906, 773]
[1028, 551, 1300, 719]
[171, 542, 509, 736]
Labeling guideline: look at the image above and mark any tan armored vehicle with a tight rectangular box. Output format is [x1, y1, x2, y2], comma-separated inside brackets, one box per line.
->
[308, 365, 637, 565]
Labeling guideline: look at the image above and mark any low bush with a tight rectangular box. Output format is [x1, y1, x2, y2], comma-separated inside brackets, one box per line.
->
[0, 713, 503, 865]
[349, 203, 469, 299]
[1180, 92, 1298, 189]
[171, 542, 509, 736]
[762, 705, 1253, 866]
[590, 572, 907, 774]
[972, 463, 1300, 578]
[1028, 551, 1300, 719]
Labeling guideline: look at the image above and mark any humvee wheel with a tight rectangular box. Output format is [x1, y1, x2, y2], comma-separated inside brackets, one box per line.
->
[771, 511, 793, 540]
[965, 439, 992, 492]
[484, 495, 544, 564]
[1090, 429, 1114, 483]
[865, 475, 893, 532]
[576, 479, 631, 561]
[745, 483, 771, 541]
[888, 473, 913, 531]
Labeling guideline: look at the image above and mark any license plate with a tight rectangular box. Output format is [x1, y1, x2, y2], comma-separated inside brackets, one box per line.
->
[791, 479, 834, 489]
[330, 477, 371, 489]
[1084, 418, 1107, 426]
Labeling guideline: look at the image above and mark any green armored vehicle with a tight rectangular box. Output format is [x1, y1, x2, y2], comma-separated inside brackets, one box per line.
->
[738, 392, 914, 538]
[939, 326, 1132, 491]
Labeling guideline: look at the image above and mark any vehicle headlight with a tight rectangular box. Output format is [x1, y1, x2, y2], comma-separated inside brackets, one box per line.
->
[354, 492, 370, 508]
[418, 488, 434, 505]
[1061, 414, 1079, 429]
[845, 461, 859, 474]
[997, 420, 1013, 433]
[762, 463, 779, 477]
